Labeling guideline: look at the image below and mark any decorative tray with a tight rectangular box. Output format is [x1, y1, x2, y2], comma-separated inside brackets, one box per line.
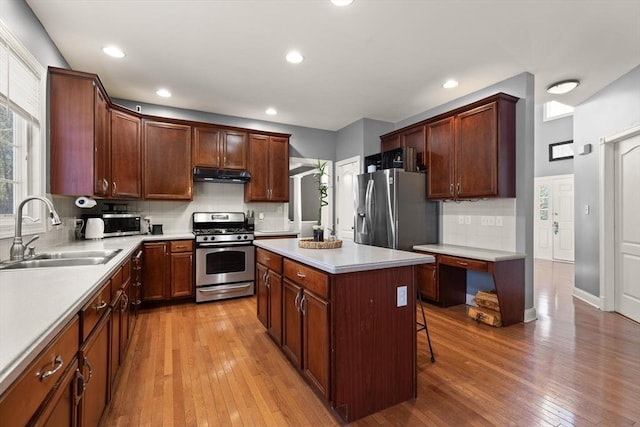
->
[298, 238, 343, 249]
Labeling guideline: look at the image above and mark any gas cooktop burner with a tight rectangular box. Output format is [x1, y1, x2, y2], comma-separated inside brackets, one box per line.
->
[193, 228, 250, 235]
[192, 211, 254, 245]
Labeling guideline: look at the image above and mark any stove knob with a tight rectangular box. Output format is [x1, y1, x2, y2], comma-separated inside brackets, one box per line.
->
[243, 235, 248, 240]
[211, 236, 216, 241]
[237, 235, 242, 240]
[202, 236, 208, 241]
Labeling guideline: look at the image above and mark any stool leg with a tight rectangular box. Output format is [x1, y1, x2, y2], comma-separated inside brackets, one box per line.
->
[417, 291, 435, 363]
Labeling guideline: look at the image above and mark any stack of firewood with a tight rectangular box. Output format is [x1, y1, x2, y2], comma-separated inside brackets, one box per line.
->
[468, 290, 502, 327]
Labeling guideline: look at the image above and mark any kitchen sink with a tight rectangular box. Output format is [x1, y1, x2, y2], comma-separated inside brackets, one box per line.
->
[0, 249, 122, 270]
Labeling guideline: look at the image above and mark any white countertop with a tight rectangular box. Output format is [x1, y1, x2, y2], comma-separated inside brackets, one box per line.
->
[254, 238, 434, 274]
[413, 244, 526, 262]
[0, 232, 193, 395]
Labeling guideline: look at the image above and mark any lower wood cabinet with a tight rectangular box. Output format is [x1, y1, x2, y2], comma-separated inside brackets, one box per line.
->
[142, 240, 194, 303]
[32, 358, 81, 427]
[256, 248, 283, 344]
[79, 313, 110, 427]
[417, 262, 438, 301]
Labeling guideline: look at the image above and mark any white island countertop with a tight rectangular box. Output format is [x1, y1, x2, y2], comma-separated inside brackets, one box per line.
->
[254, 238, 434, 274]
[0, 233, 193, 396]
[413, 244, 526, 262]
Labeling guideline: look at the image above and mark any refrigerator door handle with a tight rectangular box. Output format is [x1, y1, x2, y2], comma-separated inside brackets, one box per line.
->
[365, 178, 375, 239]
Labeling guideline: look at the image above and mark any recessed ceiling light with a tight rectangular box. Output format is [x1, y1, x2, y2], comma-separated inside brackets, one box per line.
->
[265, 107, 277, 115]
[331, 0, 354, 6]
[286, 50, 304, 64]
[442, 79, 459, 89]
[102, 45, 125, 58]
[546, 79, 580, 95]
[156, 88, 171, 98]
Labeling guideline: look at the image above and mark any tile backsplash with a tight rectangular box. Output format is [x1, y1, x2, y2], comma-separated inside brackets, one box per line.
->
[441, 198, 516, 252]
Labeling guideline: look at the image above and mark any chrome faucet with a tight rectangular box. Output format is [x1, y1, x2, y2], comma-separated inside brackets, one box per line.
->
[9, 196, 62, 261]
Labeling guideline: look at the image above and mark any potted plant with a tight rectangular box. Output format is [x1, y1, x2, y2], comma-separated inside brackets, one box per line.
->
[313, 160, 329, 242]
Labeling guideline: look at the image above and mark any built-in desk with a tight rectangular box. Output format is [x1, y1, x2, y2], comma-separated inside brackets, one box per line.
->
[413, 244, 526, 326]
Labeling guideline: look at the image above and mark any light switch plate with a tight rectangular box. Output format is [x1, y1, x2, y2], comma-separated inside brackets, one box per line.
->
[397, 286, 407, 307]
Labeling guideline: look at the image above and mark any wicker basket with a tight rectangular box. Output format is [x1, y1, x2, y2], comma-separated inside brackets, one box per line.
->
[298, 238, 343, 249]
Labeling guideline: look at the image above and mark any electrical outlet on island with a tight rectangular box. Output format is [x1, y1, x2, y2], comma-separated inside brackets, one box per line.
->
[397, 286, 407, 307]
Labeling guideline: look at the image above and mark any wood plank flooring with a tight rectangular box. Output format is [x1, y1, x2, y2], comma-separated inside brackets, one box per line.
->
[105, 260, 640, 426]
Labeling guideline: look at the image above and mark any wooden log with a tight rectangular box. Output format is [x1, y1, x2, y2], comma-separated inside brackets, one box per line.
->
[468, 306, 502, 327]
[473, 290, 500, 311]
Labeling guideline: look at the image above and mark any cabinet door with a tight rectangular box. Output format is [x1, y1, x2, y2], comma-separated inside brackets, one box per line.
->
[32, 360, 80, 427]
[426, 116, 455, 199]
[302, 291, 330, 399]
[193, 125, 221, 168]
[143, 120, 192, 200]
[142, 242, 168, 302]
[79, 314, 110, 427]
[94, 86, 111, 196]
[221, 130, 247, 169]
[267, 270, 283, 345]
[381, 134, 401, 152]
[170, 251, 193, 298]
[268, 136, 290, 201]
[109, 291, 122, 391]
[417, 263, 438, 301]
[111, 110, 142, 198]
[256, 263, 269, 328]
[282, 279, 302, 368]
[402, 125, 426, 169]
[246, 134, 270, 201]
[456, 102, 498, 198]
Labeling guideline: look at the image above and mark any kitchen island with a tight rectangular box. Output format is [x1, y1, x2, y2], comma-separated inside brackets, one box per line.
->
[253, 238, 434, 423]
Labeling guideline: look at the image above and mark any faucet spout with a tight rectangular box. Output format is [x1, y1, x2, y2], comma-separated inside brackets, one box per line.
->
[9, 196, 62, 261]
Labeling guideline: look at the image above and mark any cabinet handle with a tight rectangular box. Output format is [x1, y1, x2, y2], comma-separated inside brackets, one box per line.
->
[294, 291, 301, 311]
[264, 257, 271, 262]
[265, 274, 270, 288]
[296, 271, 306, 279]
[74, 369, 86, 404]
[432, 269, 436, 281]
[174, 245, 187, 250]
[450, 183, 454, 195]
[121, 294, 129, 312]
[456, 261, 469, 266]
[37, 355, 64, 381]
[133, 281, 142, 287]
[112, 181, 117, 194]
[94, 300, 107, 312]
[300, 295, 307, 315]
[103, 178, 108, 193]
[83, 356, 93, 384]
[133, 299, 142, 306]
[457, 183, 461, 194]
[224, 156, 227, 164]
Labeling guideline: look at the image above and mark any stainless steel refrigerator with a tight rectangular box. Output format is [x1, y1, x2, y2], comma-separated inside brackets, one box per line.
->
[354, 169, 440, 251]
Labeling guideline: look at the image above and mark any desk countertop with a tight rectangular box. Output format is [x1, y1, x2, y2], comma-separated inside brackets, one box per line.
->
[413, 244, 526, 262]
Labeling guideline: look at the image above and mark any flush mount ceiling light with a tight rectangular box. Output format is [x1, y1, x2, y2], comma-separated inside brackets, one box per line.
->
[265, 107, 277, 115]
[286, 50, 304, 64]
[156, 88, 171, 98]
[331, 0, 354, 6]
[442, 79, 459, 89]
[546, 79, 580, 95]
[102, 45, 125, 58]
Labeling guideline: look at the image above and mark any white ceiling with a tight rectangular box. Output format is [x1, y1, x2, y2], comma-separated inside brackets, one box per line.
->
[26, 0, 640, 131]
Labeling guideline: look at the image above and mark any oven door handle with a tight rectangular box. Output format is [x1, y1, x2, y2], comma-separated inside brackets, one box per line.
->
[196, 241, 254, 248]
[198, 283, 253, 293]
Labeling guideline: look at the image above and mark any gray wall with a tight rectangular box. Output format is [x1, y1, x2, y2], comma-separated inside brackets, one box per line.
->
[113, 99, 337, 162]
[535, 106, 574, 177]
[335, 118, 364, 161]
[573, 65, 640, 296]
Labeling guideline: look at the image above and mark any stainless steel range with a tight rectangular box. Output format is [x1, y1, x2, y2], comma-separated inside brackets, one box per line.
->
[192, 212, 255, 303]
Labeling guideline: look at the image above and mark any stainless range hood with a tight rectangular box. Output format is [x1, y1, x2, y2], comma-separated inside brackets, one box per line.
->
[193, 167, 251, 183]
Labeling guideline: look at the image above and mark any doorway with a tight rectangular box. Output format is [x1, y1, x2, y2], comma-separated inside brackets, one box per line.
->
[335, 156, 360, 241]
[534, 174, 574, 262]
[600, 125, 640, 322]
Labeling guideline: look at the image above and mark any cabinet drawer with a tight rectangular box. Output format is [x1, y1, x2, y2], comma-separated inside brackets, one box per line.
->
[81, 281, 111, 342]
[170, 240, 193, 253]
[0, 316, 79, 427]
[256, 248, 282, 273]
[284, 259, 328, 299]
[440, 255, 488, 271]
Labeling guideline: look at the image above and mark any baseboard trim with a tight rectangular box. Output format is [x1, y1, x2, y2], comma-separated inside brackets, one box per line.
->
[524, 308, 537, 323]
[572, 287, 601, 309]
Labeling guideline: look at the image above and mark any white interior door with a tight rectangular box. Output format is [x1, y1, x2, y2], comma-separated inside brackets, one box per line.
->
[552, 176, 574, 262]
[615, 134, 640, 323]
[336, 156, 360, 240]
[534, 178, 553, 260]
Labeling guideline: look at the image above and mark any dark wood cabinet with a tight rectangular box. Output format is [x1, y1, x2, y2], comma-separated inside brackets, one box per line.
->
[94, 86, 111, 196]
[282, 279, 303, 367]
[33, 359, 80, 427]
[143, 120, 192, 200]
[256, 248, 283, 344]
[301, 289, 330, 399]
[193, 125, 248, 170]
[417, 262, 438, 301]
[78, 313, 110, 427]
[380, 134, 401, 152]
[110, 109, 142, 198]
[380, 125, 426, 169]
[245, 134, 290, 202]
[426, 94, 518, 199]
[142, 240, 193, 302]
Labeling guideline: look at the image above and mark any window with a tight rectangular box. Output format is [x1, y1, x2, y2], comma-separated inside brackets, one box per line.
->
[543, 100, 574, 122]
[0, 20, 46, 238]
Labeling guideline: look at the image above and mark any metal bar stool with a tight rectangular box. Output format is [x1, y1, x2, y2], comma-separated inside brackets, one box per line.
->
[416, 290, 436, 363]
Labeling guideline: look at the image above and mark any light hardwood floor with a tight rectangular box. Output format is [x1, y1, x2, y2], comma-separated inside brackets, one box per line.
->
[105, 261, 640, 426]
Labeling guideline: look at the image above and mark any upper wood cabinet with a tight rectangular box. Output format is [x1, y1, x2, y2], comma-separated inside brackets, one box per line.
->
[426, 93, 518, 199]
[245, 134, 290, 202]
[193, 125, 248, 170]
[111, 109, 142, 198]
[380, 125, 426, 170]
[143, 120, 192, 200]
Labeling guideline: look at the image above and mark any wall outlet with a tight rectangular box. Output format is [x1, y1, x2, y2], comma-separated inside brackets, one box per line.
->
[481, 216, 488, 226]
[458, 215, 464, 225]
[487, 216, 495, 226]
[495, 216, 503, 226]
[465, 216, 471, 225]
[397, 286, 407, 307]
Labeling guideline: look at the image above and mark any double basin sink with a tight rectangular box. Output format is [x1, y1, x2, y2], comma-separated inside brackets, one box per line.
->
[0, 249, 122, 270]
